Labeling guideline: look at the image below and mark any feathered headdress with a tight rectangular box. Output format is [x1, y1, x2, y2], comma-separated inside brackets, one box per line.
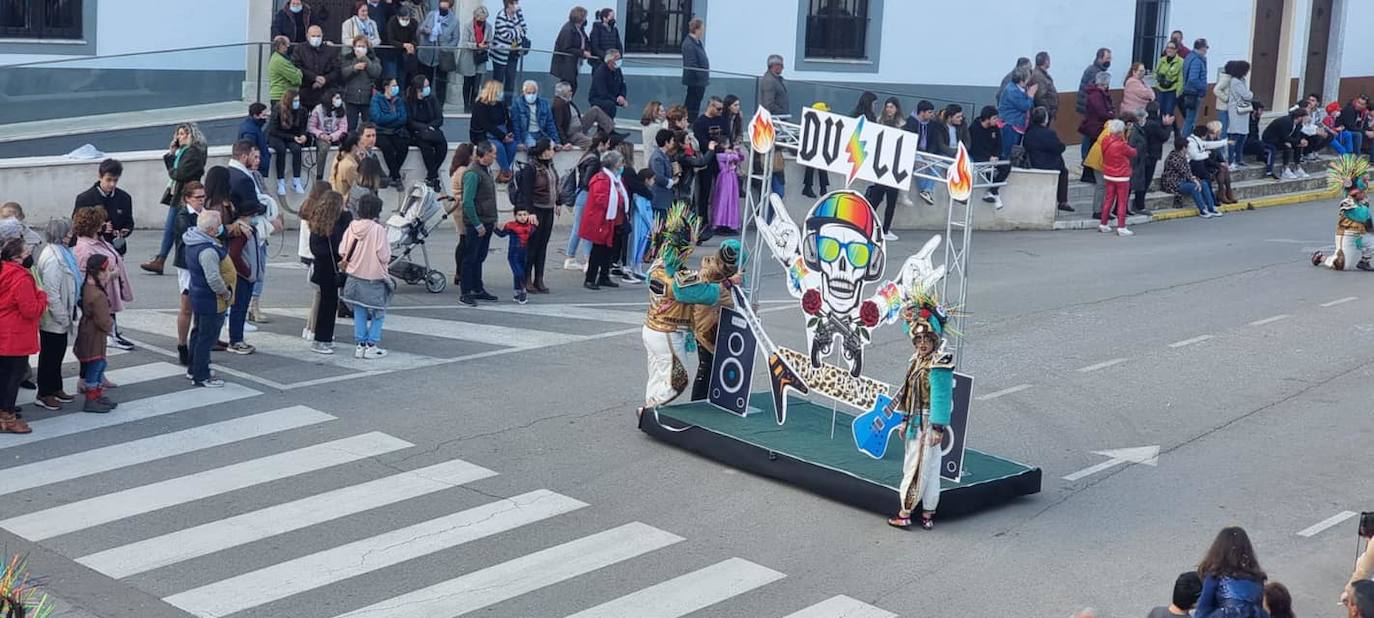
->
[1327, 154, 1370, 193]
[0, 555, 54, 618]
[901, 288, 953, 343]
[651, 201, 700, 273]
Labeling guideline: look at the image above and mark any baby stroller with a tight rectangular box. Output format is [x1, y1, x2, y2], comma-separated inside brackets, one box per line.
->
[386, 183, 456, 293]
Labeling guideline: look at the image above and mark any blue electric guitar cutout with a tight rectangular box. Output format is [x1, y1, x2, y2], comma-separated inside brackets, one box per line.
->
[852, 392, 903, 459]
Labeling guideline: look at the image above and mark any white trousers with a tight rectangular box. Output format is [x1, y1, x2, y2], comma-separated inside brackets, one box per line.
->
[1325, 231, 1373, 270]
[897, 427, 942, 514]
[642, 326, 688, 407]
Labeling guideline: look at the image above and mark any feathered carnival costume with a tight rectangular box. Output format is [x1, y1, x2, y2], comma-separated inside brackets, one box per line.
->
[889, 278, 956, 530]
[1313, 155, 1373, 271]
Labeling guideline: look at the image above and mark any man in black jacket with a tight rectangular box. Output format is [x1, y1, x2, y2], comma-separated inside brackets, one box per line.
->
[226, 140, 268, 216]
[270, 0, 316, 44]
[681, 18, 710, 120]
[589, 50, 627, 119]
[589, 8, 623, 72]
[291, 25, 340, 110]
[73, 158, 134, 254]
[1262, 107, 1311, 180]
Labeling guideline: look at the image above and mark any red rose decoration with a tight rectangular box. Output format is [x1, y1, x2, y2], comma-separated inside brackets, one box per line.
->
[919, 308, 932, 319]
[801, 289, 822, 315]
[859, 300, 880, 327]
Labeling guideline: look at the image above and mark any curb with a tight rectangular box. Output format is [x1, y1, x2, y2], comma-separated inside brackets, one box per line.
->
[1053, 188, 1340, 230]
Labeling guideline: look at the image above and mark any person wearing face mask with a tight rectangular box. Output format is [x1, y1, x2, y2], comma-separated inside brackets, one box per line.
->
[471, 79, 519, 183]
[511, 80, 562, 150]
[182, 209, 234, 388]
[1075, 47, 1111, 178]
[341, 1, 382, 49]
[271, 0, 315, 45]
[0, 229, 45, 431]
[589, 8, 623, 72]
[405, 75, 447, 190]
[519, 139, 562, 294]
[33, 218, 80, 411]
[268, 36, 303, 108]
[291, 25, 339, 112]
[589, 49, 627, 119]
[365, 0, 393, 29]
[580, 149, 629, 290]
[418, 0, 461, 107]
[309, 90, 350, 184]
[383, 5, 419, 88]
[268, 89, 311, 196]
[551, 6, 591, 96]
[340, 36, 382, 135]
[490, 0, 528, 101]
[369, 76, 411, 188]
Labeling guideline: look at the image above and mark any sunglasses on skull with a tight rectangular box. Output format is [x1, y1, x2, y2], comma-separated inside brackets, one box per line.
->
[816, 237, 873, 268]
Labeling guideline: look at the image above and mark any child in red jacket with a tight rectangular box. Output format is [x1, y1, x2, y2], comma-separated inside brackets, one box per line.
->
[1099, 119, 1139, 236]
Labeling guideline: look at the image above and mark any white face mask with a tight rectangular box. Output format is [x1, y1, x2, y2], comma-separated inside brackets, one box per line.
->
[354, 46, 368, 57]
[524, 93, 537, 104]
[333, 97, 344, 108]
[309, 36, 322, 47]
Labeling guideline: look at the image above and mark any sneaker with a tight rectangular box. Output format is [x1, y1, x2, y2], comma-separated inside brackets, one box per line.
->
[101, 377, 118, 389]
[363, 345, 388, 359]
[991, 194, 1004, 210]
[302, 328, 313, 341]
[1199, 211, 1214, 219]
[354, 344, 366, 359]
[919, 191, 935, 205]
[52, 391, 75, 403]
[610, 265, 626, 278]
[1211, 209, 1224, 217]
[474, 291, 499, 301]
[226, 342, 256, 355]
[514, 292, 528, 305]
[292, 178, 306, 194]
[82, 397, 114, 413]
[619, 272, 640, 284]
[596, 279, 620, 288]
[1116, 227, 1134, 237]
[801, 188, 818, 199]
[982, 193, 997, 204]
[34, 396, 62, 411]
[1281, 168, 1298, 180]
[1057, 203, 1075, 212]
[194, 378, 225, 388]
[276, 179, 287, 195]
[1297, 167, 1311, 178]
[96, 396, 117, 409]
[882, 231, 899, 242]
[1227, 163, 1239, 172]
[1098, 224, 1111, 233]
[458, 295, 478, 307]
[899, 195, 914, 207]
[563, 258, 582, 271]
[244, 323, 258, 333]
[19, 380, 35, 390]
[108, 335, 135, 351]
[311, 341, 335, 354]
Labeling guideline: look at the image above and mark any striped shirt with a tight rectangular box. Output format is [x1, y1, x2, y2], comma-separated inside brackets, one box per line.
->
[489, 8, 526, 65]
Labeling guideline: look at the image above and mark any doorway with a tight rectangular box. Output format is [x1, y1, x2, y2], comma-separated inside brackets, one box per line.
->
[1303, 0, 1333, 101]
[1250, 0, 1285, 106]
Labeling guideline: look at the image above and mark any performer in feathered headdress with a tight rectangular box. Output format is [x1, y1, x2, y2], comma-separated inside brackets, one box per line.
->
[639, 203, 742, 416]
[887, 286, 956, 531]
[1312, 155, 1373, 271]
[689, 239, 748, 401]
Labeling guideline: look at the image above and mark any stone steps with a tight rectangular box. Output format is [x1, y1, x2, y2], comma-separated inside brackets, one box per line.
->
[1063, 158, 1332, 218]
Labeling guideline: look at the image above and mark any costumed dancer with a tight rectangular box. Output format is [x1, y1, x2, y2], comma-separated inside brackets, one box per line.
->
[639, 203, 742, 416]
[690, 238, 746, 401]
[1312, 155, 1373, 272]
[888, 292, 954, 531]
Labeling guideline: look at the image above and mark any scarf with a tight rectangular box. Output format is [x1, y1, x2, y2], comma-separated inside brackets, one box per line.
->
[602, 168, 627, 220]
[55, 245, 81, 305]
[427, 10, 450, 43]
[354, 16, 377, 40]
[167, 145, 187, 190]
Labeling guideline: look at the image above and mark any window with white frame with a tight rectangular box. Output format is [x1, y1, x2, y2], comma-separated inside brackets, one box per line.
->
[804, 0, 869, 60]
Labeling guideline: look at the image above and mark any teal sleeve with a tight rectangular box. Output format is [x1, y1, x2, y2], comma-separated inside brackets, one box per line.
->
[672, 281, 722, 305]
[1349, 205, 1371, 224]
[462, 171, 479, 226]
[928, 367, 954, 427]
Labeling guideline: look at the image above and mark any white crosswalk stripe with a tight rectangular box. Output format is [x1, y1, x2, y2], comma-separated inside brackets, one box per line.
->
[565, 558, 784, 618]
[77, 458, 497, 578]
[17, 360, 182, 407]
[28, 346, 126, 367]
[163, 489, 587, 617]
[782, 595, 898, 618]
[1, 432, 411, 540]
[0, 406, 333, 497]
[332, 522, 684, 618]
[469, 303, 646, 325]
[2, 382, 259, 451]
[265, 307, 587, 348]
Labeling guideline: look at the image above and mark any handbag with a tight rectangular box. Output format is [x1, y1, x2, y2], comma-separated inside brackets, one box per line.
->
[438, 49, 457, 73]
[1235, 100, 1254, 115]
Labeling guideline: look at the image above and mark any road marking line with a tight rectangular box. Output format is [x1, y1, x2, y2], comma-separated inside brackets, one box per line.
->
[1321, 296, 1358, 307]
[331, 522, 682, 618]
[470, 303, 647, 325]
[78, 458, 497, 579]
[3, 383, 259, 452]
[1169, 335, 1214, 348]
[16, 361, 182, 407]
[565, 558, 785, 618]
[0, 432, 411, 541]
[783, 595, 897, 618]
[976, 384, 1033, 401]
[265, 307, 589, 347]
[1248, 314, 1291, 326]
[1077, 358, 1128, 373]
[1298, 511, 1357, 537]
[0, 406, 333, 497]
[164, 490, 588, 617]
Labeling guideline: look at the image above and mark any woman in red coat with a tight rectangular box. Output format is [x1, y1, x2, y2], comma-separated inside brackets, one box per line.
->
[0, 235, 46, 434]
[579, 150, 629, 290]
[1098, 119, 1139, 236]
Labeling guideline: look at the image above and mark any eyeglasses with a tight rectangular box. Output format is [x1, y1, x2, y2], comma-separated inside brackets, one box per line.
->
[816, 237, 872, 268]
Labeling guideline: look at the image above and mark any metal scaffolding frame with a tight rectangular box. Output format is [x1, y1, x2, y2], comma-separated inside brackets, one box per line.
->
[740, 116, 1007, 368]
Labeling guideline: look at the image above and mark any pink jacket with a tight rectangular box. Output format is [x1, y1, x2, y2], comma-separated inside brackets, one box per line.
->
[308, 105, 349, 142]
[1121, 77, 1156, 115]
[74, 235, 133, 312]
[338, 219, 391, 281]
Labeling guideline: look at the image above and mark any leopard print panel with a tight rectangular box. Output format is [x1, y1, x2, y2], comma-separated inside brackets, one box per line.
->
[778, 347, 893, 412]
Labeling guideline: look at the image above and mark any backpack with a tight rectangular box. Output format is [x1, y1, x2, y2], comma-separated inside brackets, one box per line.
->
[558, 166, 579, 207]
[506, 160, 528, 207]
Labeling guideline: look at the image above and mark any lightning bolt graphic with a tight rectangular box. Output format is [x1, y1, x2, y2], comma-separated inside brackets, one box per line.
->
[845, 116, 868, 186]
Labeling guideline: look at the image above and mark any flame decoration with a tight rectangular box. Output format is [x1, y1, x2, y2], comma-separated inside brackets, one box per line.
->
[749, 106, 776, 153]
[845, 116, 868, 186]
[946, 141, 973, 202]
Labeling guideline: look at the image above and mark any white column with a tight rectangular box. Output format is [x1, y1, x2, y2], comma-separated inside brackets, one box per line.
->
[1271, 0, 1300, 112]
[1324, 0, 1347, 102]
[244, 0, 276, 101]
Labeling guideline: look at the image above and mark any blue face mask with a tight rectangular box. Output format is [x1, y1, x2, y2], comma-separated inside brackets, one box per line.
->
[217, 224, 226, 237]
[289, 4, 303, 13]
[290, 99, 300, 110]
[389, 85, 400, 97]
[422, 86, 432, 98]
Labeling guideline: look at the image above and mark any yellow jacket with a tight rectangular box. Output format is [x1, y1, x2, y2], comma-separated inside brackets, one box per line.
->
[1083, 126, 1112, 171]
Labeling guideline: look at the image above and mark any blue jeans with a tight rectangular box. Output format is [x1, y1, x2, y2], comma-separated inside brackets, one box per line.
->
[1332, 131, 1355, 155]
[1177, 180, 1214, 214]
[1219, 113, 1230, 136]
[1158, 91, 1178, 117]
[1351, 132, 1364, 156]
[1182, 99, 1201, 137]
[81, 357, 107, 388]
[523, 131, 548, 148]
[461, 224, 492, 295]
[1000, 124, 1022, 161]
[158, 206, 178, 259]
[228, 276, 253, 344]
[1227, 133, 1247, 165]
[189, 310, 224, 382]
[770, 172, 785, 197]
[1199, 180, 1218, 212]
[508, 244, 527, 291]
[253, 242, 267, 298]
[916, 177, 936, 193]
[566, 190, 588, 259]
[494, 138, 518, 172]
[353, 305, 385, 345]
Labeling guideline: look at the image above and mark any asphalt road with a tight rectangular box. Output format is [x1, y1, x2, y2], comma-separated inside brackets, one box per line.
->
[6, 196, 1371, 617]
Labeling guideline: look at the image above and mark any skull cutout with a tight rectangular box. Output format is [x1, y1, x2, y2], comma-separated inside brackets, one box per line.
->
[801, 190, 886, 376]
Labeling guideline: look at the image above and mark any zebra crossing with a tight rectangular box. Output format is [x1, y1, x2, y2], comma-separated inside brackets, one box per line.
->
[1, 355, 896, 617]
